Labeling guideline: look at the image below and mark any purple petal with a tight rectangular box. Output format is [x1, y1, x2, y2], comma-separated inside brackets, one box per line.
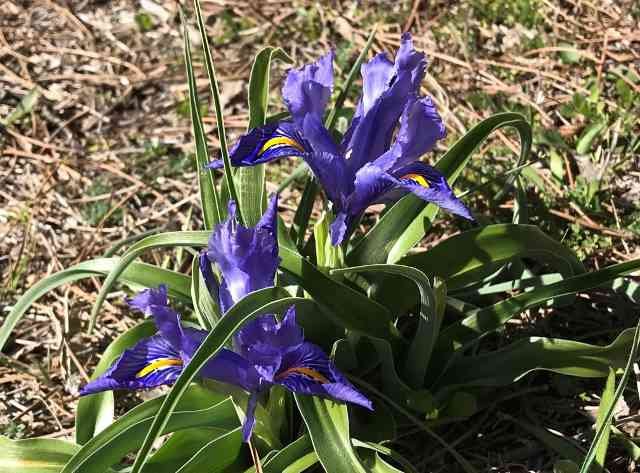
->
[275, 342, 372, 410]
[206, 121, 306, 170]
[395, 32, 427, 91]
[361, 53, 394, 116]
[344, 33, 428, 173]
[330, 212, 349, 246]
[198, 250, 220, 306]
[127, 285, 169, 313]
[199, 348, 261, 392]
[242, 392, 259, 442]
[80, 335, 184, 395]
[328, 163, 394, 246]
[301, 113, 339, 155]
[372, 96, 446, 172]
[127, 286, 186, 355]
[235, 307, 304, 362]
[206, 195, 280, 311]
[392, 163, 474, 220]
[283, 51, 334, 124]
[303, 151, 351, 208]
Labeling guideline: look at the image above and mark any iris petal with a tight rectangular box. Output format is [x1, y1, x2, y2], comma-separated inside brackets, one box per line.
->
[235, 308, 304, 360]
[242, 392, 259, 442]
[303, 151, 351, 207]
[392, 163, 474, 221]
[206, 195, 280, 312]
[283, 50, 334, 124]
[372, 96, 446, 172]
[344, 33, 427, 173]
[329, 163, 395, 245]
[79, 335, 184, 395]
[275, 341, 372, 410]
[127, 285, 187, 355]
[199, 348, 261, 392]
[207, 121, 306, 170]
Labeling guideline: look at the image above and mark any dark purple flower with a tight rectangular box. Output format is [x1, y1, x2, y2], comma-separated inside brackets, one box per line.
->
[208, 33, 473, 245]
[81, 197, 371, 442]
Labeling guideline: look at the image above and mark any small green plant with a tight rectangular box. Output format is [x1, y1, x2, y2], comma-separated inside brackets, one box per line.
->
[81, 178, 123, 226]
[134, 12, 154, 32]
[1, 2, 638, 472]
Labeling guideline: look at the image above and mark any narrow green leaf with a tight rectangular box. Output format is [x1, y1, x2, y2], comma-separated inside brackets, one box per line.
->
[129, 292, 312, 473]
[594, 368, 616, 469]
[237, 47, 292, 226]
[2, 258, 189, 352]
[257, 435, 314, 473]
[0, 437, 79, 473]
[437, 328, 636, 389]
[353, 439, 419, 473]
[173, 428, 244, 473]
[579, 322, 640, 473]
[279, 247, 395, 340]
[436, 258, 640, 354]
[192, 0, 242, 225]
[190, 256, 219, 330]
[295, 395, 369, 473]
[182, 12, 221, 228]
[315, 212, 345, 270]
[374, 223, 584, 314]
[63, 387, 236, 473]
[76, 321, 157, 445]
[141, 428, 228, 473]
[349, 113, 532, 265]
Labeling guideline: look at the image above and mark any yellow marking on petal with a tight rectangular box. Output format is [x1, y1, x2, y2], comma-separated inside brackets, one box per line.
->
[401, 173, 430, 188]
[135, 358, 183, 378]
[258, 137, 305, 157]
[276, 367, 330, 384]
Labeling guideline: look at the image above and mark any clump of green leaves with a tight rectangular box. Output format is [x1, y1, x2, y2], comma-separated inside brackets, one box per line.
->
[1, 2, 639, 472]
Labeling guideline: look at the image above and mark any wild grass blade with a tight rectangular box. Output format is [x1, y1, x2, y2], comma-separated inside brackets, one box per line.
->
[192, 0, 242, 224]
[578, 322, 640, 473]
[1, 258, 189, 351]
[181, 10, 221, 228]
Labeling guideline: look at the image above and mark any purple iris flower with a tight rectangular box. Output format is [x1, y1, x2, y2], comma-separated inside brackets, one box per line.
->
[80, 195, 371, 442]
[207, 33, 473, 245]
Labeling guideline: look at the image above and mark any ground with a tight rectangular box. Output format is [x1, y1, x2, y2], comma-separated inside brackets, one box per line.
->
[1, 0, 639, 471]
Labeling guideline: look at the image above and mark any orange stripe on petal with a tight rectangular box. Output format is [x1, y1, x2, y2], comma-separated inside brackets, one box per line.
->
[401, 173, 430, 188]
[276, 366, 330, 384]
[258, 137, 305, 157]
